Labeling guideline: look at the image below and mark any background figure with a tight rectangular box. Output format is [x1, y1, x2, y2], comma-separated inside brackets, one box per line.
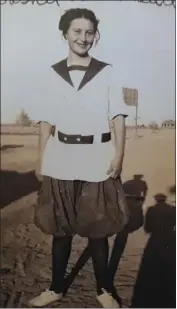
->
[106, 175, 148, 293]
[169, 185, 176, 195]
[131, 193, 176, 308]
[123, 174, 148, 198]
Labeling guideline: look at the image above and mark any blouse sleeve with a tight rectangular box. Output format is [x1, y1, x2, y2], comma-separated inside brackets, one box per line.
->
[108, 65, 129, 121]
[25, 79, 55, 125]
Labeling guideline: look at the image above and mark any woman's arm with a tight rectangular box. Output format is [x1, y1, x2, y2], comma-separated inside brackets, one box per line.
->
[112, 115, 126, 164]
[35, 121, 52, 177]
[107, 65, 128, 178]
[107, 115, 126, 178]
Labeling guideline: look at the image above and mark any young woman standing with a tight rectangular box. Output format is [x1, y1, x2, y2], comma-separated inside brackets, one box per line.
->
[28, 8, 129, 308]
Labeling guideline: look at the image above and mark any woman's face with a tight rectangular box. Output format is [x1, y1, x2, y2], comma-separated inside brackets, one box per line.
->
[66, 18, 95, 56]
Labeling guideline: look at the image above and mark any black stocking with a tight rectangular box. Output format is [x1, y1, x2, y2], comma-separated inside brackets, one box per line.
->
[50, 235, 72, 293]
[89, 237, 109, 295]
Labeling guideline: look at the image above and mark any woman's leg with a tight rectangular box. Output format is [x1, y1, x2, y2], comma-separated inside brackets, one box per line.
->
[88, 237, 109, 295]
[28, 235, 72, 307]
[50, 235, 73, 293]
[89, 238, 121, 307]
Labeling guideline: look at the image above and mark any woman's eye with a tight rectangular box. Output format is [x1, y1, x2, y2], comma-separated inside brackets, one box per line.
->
[74, 30, 81, 34]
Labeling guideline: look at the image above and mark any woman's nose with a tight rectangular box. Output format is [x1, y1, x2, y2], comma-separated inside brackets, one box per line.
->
[80, 33, 87, 42]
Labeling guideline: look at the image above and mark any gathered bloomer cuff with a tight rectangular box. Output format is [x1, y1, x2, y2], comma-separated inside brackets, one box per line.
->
[111, 114, 128, 120]
[35, 120, 52, 125]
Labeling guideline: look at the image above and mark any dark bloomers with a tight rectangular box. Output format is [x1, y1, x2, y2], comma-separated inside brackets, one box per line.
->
[34, 177, 129, 238]
[59, 8, 100, 41]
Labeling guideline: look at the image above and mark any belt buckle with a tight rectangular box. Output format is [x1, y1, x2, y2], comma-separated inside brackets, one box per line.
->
[76, 135, 82, 143]
[94, 133, 102, 143]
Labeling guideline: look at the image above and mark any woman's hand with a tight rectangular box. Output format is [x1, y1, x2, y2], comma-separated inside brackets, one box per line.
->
[35, 171, 43, 182]
[35, 160, 43, 182]
[107, 157, 123, 179]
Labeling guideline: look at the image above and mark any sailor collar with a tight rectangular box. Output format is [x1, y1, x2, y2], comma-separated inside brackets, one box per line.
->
[51, 57, 109, 91]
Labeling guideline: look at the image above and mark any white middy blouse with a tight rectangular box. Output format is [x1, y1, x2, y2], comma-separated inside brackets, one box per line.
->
[27, 58, 129, 182]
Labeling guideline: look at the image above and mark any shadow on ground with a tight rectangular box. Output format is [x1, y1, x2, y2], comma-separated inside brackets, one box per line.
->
[131, 193, 176, 308]
[122, 174, 148, 232]
[0, 170, 41, 208]
[105, 175, 148, 296]
[0, 144, 24, 151]
[168, 185, 176, 195]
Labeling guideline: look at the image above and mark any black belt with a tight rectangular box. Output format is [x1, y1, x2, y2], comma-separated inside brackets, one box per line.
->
[51, 127, 111, 144]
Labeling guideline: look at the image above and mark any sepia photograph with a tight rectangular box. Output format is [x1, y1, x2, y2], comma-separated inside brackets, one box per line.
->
[1, 0, 175, 307]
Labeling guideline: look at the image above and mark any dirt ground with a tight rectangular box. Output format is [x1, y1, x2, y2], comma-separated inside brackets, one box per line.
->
[1, 128, 176, 308]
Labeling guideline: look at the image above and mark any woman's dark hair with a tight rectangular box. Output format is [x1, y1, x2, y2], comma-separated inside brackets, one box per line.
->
[59, 8, 100, 41]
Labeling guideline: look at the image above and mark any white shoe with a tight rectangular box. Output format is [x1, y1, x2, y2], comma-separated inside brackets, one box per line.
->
[97, 289, 120, 308]
[28, 289, 63, 307]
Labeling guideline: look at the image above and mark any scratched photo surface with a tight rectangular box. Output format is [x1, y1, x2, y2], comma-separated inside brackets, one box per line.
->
[1, 1, 175, 308]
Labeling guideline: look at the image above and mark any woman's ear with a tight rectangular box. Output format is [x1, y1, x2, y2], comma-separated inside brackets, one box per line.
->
[94, 31, 100, 46]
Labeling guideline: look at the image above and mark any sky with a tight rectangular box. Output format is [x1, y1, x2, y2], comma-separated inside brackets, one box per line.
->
[1, 0, 175, 125]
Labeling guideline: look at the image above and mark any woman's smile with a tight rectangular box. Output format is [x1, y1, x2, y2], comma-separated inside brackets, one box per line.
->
[77, 42, 88, 48]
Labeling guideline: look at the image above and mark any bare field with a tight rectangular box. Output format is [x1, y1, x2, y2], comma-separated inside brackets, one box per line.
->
[1, 128, 175, 308]
[1, 124, 39, 135]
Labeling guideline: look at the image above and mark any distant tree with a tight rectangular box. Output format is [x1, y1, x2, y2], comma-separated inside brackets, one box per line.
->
[16, 109, 32, 126]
